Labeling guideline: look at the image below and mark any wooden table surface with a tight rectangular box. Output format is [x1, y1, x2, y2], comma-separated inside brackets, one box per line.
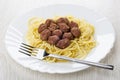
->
[0, 0, 120, 80]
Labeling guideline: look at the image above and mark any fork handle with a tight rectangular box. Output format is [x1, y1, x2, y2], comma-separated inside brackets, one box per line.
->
[49, 54, 114, 70]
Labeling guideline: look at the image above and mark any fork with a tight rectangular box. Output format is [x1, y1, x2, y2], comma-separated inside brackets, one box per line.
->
[19, 43, 114, 70]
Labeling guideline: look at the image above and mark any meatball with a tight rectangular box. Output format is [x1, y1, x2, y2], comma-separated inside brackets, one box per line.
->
[69, 21, 78, 28]
[48, 23, 57, 31]
[71, 27, 81, 38]
[63, 32, 74, 40]
[52, 29, 62, 37]
[56, 18, 69, 24]
[45, 19, 55, 27]
[38, 24, 47, 33]
[48, 35, 60, 45]
[58, 23, 70, 32]
[40, 29, 51, 41]
[56, 38, 70, 49]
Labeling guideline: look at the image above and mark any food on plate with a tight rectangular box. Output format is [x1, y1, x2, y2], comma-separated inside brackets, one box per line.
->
[40, 29, 51, 41]
[71, 27, 81, 38]
[56, 17, 69, 24]
[38, 17, 81, 49]
[58, 23, 70, 32]
[48, 23, 57, 31]
[56, 38, 70, 49]
[38, 24, 47, 33]
[69, 21, 78, 28]
[26, 16, 96, 62]
[52, 29, 62, 37]
[48, 35, 60, 45]
[62, 32, 74, 40]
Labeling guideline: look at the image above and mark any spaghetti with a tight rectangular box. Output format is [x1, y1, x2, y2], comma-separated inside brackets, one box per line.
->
[26, 16, 96, 62]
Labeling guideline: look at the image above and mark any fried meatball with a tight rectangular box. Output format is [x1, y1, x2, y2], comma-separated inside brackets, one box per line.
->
[52, 29, 62, 37]
[58, 23, 70, 32]
[38, 24, 47, 33]
[40, 29, 51, 41]
[71, 27, 81, 38]
[45, 19, 55, 27]
[63, 32, 74, 40]
[69, 21, 78, 28]
[48, 23, 57, 31]
[56, 38, 70, 49]
[48, 35, 60, 45]
[56, 18, 69, 24]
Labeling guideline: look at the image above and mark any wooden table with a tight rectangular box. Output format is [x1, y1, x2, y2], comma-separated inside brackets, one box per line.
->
[0, 0, 120, 80]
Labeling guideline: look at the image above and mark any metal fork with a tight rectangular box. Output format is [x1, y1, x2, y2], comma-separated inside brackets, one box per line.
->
[19, 43, 114, 70]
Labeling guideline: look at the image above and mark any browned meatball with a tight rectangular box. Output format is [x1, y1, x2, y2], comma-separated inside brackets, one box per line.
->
[58, 23, 70, 32]
[71, 27, 81, 38]
[69, 21, 78, 28]
[63, 32, 74, 40]
[56, 18, 69, 24]
[48, 35, 60, 45]
[56, 38, 70, 49]
[40, 29, 51, 41]
[52, 29, 62, 37]
[48, 23, 57, 31]
[45, 19, 55, 27]
[38, 24, 47, 33]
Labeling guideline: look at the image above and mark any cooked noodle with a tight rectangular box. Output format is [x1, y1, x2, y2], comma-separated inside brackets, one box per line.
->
[26, 16, 96, 62]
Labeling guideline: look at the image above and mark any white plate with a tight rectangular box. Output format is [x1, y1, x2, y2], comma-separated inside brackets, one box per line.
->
[5, 4, 115, 73]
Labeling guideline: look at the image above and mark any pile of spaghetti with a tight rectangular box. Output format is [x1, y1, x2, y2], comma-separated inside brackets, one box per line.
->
[26, 16, 96, 62]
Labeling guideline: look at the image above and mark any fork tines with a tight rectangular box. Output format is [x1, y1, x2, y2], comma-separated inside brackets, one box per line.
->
[19, 43, 35, 56]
